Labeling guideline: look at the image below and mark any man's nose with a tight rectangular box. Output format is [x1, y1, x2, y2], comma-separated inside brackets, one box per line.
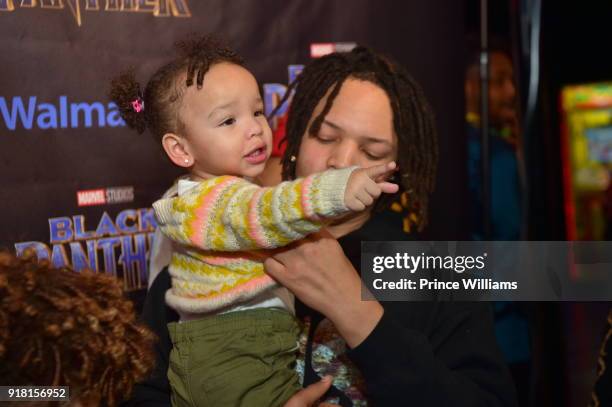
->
[327, 143, 356, 169]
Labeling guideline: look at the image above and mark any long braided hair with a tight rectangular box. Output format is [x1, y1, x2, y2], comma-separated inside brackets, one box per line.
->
[274, 46, 438, 231]
[0, 251, 156, 406]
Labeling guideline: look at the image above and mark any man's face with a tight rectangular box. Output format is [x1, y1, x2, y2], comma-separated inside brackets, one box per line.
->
[465, 51, 517, 127]
[488, 52, 517, 126]
[295, 78, 397, 178]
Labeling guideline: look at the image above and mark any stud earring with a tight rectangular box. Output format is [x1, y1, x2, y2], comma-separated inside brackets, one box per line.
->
[184, 159, 189, 164]
[290, 155, 297, 162]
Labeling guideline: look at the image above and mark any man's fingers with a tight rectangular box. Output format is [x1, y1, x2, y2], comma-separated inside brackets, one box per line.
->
[263, 257, 286, 282]
[248, 247, 285, 261]
[283, 376, 334, 407]
[317, 228, 334, 239]
[299, 376, 333, 404]
[364, 161, 396, 180]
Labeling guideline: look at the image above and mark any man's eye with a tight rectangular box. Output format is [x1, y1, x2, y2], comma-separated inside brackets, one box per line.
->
[363, 151, 386, 160]
[316, 135, 335, 144]
[254, 110, 264, 117]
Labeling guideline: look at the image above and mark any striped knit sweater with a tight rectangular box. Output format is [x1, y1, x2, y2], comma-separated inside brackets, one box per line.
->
[153, 166, 356, 314]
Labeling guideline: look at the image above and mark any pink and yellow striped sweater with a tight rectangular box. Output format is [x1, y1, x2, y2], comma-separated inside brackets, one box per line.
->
[152, 167, 355, 314]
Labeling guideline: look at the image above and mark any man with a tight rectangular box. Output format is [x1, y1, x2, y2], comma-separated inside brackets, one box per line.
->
[465, 41, 531, 406]
[465, 43, 522, 240]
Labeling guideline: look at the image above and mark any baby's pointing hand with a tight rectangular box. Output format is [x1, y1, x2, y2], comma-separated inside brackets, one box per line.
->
[344, 161, 399, 212]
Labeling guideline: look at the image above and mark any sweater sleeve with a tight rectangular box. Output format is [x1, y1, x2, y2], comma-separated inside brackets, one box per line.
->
[153, 167, 356, 251]
[347, 302, 518, 406]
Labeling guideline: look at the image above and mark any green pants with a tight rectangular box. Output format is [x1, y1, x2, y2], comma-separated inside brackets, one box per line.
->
[168, 308, 301, 407]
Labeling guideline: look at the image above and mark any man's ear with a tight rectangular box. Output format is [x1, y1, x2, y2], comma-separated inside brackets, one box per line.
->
[162, 133, 193, 168]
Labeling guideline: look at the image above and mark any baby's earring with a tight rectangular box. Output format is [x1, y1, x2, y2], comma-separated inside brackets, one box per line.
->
[184, 159, 190, 164]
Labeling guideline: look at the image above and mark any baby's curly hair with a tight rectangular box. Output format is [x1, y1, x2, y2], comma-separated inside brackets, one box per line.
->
[109, 34, 244, 140]
[0, 251, 156, 406]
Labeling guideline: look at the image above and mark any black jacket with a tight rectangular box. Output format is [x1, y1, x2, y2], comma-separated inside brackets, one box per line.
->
[123, 211, 517, 406]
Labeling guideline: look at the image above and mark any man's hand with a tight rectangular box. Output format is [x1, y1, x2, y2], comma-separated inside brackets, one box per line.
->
[283, 376, 339, 407]
[264, 230, 384, 349]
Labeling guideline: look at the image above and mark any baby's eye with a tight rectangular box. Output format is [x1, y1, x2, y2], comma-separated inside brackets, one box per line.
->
[220, 117, 236, 126]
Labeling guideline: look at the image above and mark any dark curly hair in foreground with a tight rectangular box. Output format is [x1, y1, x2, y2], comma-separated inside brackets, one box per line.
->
[274, 46, 438, 231]
[109, 34, 244, 139]
[0, 251, 156, 407]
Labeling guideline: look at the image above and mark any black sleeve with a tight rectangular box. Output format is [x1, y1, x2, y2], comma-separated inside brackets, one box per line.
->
[347, 302, 518, 407]
[122, 269, 178, 407]
[591, 309, 612, 406]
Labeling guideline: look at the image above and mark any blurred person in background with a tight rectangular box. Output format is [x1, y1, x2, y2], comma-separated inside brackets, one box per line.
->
[0, 251, 156, 407]
[465, 38, 532, 406]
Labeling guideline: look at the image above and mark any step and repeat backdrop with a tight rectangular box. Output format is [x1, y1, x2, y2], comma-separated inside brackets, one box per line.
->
[0, 0, 466, 291]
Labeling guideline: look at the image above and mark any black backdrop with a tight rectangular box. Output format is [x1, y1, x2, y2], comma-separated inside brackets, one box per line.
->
[0, 0, 467, 290]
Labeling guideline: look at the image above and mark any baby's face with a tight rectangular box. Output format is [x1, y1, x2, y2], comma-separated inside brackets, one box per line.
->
[179, 62, 273, 179]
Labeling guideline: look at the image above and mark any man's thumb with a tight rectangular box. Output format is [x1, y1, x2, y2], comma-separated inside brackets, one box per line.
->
[299, 376, 333, 404]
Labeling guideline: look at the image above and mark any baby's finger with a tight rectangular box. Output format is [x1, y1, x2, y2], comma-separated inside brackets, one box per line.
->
[378, 181, 399, 194]
[375, 164, 400, 183]
[364, 180, 382, 199]
[348, 198, 366, 211]
[357, 189, 374, 207]
[364, 161, 396, 181]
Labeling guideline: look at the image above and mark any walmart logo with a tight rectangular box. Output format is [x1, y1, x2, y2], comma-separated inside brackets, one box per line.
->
[0, 96, 126, 130]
